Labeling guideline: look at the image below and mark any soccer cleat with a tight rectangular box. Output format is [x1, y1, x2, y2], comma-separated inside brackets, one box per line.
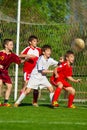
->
[52, 101, 59, 108]
[32, 103, 39, 107]
[3, 103, 11, 107]
[68, 104, 76, 109]
[14, 103, 19, 107]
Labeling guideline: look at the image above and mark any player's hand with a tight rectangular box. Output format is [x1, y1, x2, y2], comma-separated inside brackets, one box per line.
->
[55, 74, 59, 78]
[0, 65, 3, 69]
[76, 79, 82, 83]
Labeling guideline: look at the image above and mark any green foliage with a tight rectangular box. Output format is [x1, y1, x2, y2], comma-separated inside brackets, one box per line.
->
[0, 0, 87, 76]
[0, 0, 69, 23]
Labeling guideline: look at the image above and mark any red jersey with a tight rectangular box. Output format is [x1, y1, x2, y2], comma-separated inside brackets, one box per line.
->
[0, 51, 21, 71]
[0, 51, 21, 83]
[50, 61, 73, 87]
[56, 61, 73, 79]
[21, 46, 41, 73]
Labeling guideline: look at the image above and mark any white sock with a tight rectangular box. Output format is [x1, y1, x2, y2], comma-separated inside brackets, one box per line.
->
[16, 93, 26, 104]
[49, 92, 54, 102]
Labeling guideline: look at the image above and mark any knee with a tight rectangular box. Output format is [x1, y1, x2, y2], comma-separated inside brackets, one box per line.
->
[25, 88, 31, 95]
[0, 82, 2, 88]
[57, 82, 63, 89]
[7, 84, 12, 90]
[70, 88, 75, 95]
[48, 86, 54, 93]
[0, 84, 2, 88]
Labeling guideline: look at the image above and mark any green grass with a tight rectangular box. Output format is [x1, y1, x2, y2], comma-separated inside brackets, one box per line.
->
[0, 94, 87, 130]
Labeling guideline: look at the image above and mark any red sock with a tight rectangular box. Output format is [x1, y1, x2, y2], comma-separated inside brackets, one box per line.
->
[68, 94, 75, 107]
[33, 89, 39, 103]
[52, 87, 62, 102]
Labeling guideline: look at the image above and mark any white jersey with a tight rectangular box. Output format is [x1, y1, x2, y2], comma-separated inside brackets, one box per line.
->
[27, 55, 58, 90]
[30, 55, 58, 78]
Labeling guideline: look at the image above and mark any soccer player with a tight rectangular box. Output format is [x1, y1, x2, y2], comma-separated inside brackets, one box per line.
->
[50, 50, 81, 108]
[19, 35, 41, 107]
[14, 45, 58, 107]
[0, 38, 24, 107]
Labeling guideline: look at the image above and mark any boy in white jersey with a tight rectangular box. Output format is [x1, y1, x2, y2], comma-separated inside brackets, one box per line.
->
[14, 45, 58, 107]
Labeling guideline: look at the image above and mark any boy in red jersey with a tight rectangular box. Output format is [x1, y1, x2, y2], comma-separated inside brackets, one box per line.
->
[19, 35, 41, 107]
[0, 39, 23, 107]
[50, 50, 81, 108]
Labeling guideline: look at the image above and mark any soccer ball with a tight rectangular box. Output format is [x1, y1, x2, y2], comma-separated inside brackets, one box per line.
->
[71, 38, 85, 52]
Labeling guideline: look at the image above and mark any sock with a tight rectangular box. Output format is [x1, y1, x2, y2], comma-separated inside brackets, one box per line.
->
[52, 87, 62, 102]
[33, 89, 38, 103]
[49, 92, 54, 102]
[68, 94, 74, 107]
[4, 99, 8, 104]
[16, 93, 26, 104]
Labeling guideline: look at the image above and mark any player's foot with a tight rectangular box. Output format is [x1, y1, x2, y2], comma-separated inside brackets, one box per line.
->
[3, 103, 11, 107]
[52, 101, 59, 108]
[32, 103, 39, 107]
[68, 104, 76, 109]
[14, 103, 19, 107]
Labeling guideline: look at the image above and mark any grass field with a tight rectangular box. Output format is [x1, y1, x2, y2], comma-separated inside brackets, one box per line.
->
[0, 92, 87, 130]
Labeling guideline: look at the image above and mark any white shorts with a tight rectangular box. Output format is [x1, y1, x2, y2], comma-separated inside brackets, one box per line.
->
[27, 75, 52, 90]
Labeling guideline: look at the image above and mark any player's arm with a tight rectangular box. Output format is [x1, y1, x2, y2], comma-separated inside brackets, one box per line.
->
[67, 76, 81, 83]
[41, 69, 53, 74]
[19, 54, 36, 59]
[37, 56, 53, 74]
[53, 67, 59, 78]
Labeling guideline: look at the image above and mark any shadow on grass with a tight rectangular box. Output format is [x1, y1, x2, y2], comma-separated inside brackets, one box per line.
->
[19, 103, 32, 107]
[19, 103, 52, 108]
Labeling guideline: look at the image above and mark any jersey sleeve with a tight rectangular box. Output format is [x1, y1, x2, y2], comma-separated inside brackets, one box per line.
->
[21, 47, 30, 54]
[57, 62, 67, 72]
[12, 53, 21, 64]
[50, 58, 58, 66]
[36, 47, 42, 56]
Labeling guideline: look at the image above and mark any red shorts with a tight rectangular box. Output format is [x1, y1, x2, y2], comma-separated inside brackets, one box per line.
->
[0, 71, 12, 84]
[50, 76, 71, 88]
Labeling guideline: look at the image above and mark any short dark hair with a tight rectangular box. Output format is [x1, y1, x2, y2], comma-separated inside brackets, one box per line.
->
[28, 35, 38, 42]
[42, 45, 52, 53]
[3, 39, 13, 48]
[64, 50, 74, 60]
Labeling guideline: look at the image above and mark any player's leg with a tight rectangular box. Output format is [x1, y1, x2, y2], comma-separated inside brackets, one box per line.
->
[20, 72, 39, 106]
[20, 72, 29, 94]
[32, 89, 39, 107]
[14, 76, 39, 107]
[3, 83, 12, 106]
[65, 87, 75, 108]
[21, 80, 28, 92]
[14, 87, 32, 107]
[40, 77, 54, 103]
[47, 86, 54, 102]
[52, 82, 63, 105]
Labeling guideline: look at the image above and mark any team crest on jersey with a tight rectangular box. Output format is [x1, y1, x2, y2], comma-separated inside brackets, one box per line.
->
[0, 56, 4, 60]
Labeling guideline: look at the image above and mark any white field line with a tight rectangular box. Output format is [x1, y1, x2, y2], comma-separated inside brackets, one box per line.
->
[0, 120, 87, 125]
